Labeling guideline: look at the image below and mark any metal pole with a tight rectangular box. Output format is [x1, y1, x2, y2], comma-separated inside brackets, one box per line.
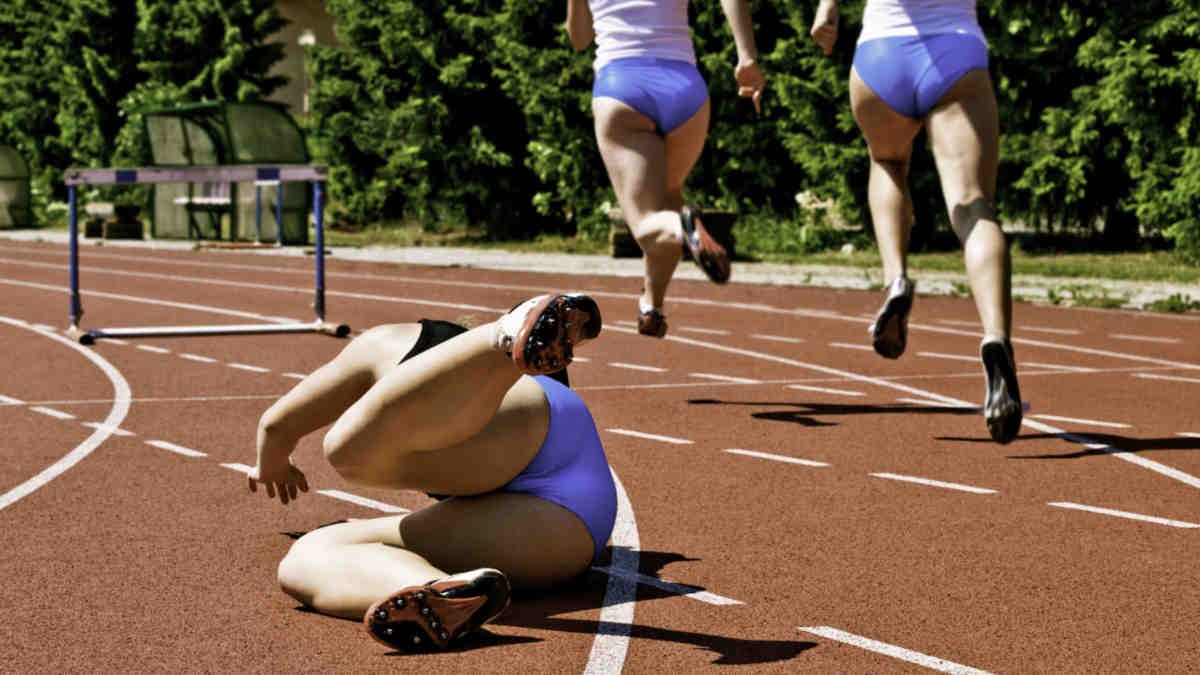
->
[313, 181, 325, 321]
[275, 183, 284, 247]
[255, 183, 263, 243]
[68, 186, 83, 328]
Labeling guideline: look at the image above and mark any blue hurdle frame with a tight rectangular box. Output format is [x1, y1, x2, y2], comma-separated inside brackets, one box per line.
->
[64, 164, 349, 344]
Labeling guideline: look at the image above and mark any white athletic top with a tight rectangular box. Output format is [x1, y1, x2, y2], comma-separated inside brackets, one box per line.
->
[588, 0, 696, 71]
[858, 0, 985, 45]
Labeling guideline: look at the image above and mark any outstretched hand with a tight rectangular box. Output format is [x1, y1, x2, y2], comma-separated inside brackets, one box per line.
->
[248, 458, 309, 505]
[735, 60, 766, 115]
[810, 0, 839, 55]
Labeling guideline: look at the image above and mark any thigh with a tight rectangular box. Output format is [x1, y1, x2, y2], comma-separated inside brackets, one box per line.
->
[401, 491, 595, 590]
[925, 69, 999, 231]
[593, 96, 671, 227]
[663, 99, 709, 201]
[850, 66, 923, 163]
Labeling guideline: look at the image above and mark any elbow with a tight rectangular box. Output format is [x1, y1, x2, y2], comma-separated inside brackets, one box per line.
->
[565, 25, 592, 51]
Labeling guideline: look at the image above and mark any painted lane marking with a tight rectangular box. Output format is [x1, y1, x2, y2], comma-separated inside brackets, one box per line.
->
[897, 397, 971, 409]
[605, 428, 694, 445]
[104, 338, 130, 345]
[220, 462, 253, 475]
[1029, 414, 1130, 429]
[1110, 333, 1181, 344]
[180, 353, 218, 363]
[1023, 362, 1096, 373]
[937, 319, 980, 328]
[0, 394, 25, 405]
[590, 565, 743, 606]
[752, 333, 805, 343]
[146, 440, 207, 457]
[678, 326, 730, 335]
[917, 351, 978, 362]
[229, 363, 271, 373]
[1042, 428, 1200, 489]
[725, 449, 830, 467]
[829, 342, 874, 351]
[0, 317, 131, 512]
[1178, 432, 1200, 439]
[609, 362, 667, 373]
[870, 473, 997, 495]
[689, 372, 761, 384]
[572, 357, 591, 363]
[1134, 373, 1200, 384]
[785, 384, 864, 397]
[797, 626, 993, 674]
[30, 406, 76, 420]
[32, 323, 57, 332]
[136, 345, 170, 354]
[1022, 326, 1081, 335]
[315, 489, 410, 513]
[81, 423, 134, 437]
[282, 372, 308, 380]
[584, 469, 639, 675]
[1048, 502, 1200, 529]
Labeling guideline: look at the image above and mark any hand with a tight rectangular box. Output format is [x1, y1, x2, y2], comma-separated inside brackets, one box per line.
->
[248, 457, 309, 505]
[810, 0, 839, 56]
[735, 60, 766, 115]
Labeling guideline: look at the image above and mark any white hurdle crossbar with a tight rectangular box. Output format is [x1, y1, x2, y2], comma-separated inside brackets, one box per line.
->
[64, 164, 350, 344]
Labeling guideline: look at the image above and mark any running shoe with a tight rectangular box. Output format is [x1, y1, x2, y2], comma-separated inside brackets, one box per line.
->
[680, 206, 731, 284]
[364, 568, 512, 652]
[981, 337, 1023, 444]
[495, 293, 602, 375]
[869, 276, 914, 359]
[637, 307, 668, 338]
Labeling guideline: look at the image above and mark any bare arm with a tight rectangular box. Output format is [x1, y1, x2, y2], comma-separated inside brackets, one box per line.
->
[719, 0, 765, 113]
[811, 0, 839, 55]
[565, 0, 594, 51]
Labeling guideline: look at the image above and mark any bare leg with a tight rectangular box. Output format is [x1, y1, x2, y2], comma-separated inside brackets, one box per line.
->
[593, 96, 709, 311]
[925, 69, 1010, 338]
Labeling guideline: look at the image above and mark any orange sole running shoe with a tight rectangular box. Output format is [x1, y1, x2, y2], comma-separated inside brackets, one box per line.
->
[680, 206, 730, 284]
[364, 568, 512, 652]
[637, 307, 667, 338]
[497, 294, 602, 375]
[981, 337, 1023, 444]
[869, 276, 914, 359]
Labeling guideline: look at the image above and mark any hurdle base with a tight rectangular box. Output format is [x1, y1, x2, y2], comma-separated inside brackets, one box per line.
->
[76, 320, 351, 344]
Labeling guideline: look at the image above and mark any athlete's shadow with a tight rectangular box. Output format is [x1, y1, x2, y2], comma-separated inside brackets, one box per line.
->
[689, 398, 977, 428]
[935, 432, 1200, 459]
[493, 549, 817, 665]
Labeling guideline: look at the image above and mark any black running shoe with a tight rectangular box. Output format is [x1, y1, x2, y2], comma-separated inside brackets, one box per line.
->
[637, 307, 667, 338]
[869, 276, 914, 359]
[981, 337, 1023, 444]
[680, 206, 731, 284]
[495, 294, 602, 375]
[364, 568, 512, 652]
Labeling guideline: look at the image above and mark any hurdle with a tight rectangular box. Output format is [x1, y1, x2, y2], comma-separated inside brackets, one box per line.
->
[64, 164, 350, 344]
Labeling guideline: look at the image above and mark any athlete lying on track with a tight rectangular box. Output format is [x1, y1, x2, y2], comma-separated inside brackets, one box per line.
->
[245, 293, 615, 652]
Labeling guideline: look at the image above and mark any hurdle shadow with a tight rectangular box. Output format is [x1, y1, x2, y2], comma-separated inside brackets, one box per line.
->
[945, 432, 1200, 459]
[494, 549, 817, 666]
[689, 398, 978, 428]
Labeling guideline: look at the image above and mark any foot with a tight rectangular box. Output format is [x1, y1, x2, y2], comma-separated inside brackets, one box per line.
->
[364, 568, 512, 652]
[869, 276, 914, 359]
[495, 294, 602, 375]
[638, 307, 667, 338]
[981, 337, 1023, 444]
[680, 206, 730, 284]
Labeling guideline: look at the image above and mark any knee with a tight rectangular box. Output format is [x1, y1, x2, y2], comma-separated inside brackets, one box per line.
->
[632, 213, 683, 260]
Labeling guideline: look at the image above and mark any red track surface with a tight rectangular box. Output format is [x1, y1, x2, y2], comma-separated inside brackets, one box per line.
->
[1, 238, 1197, 673]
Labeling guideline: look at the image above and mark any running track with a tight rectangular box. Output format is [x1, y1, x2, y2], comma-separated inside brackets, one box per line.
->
[1, 238, 1197, 673]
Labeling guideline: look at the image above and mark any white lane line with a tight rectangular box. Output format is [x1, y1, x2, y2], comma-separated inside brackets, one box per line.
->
[678, 326, 730, 335]
[1110, 333, 1181, 344]
[785, 384, 864, 397]
[917, 351, 978, 362]
[136, 345, 170, 354]
[689, 372, 761, 384]
[798, 626, 993, 674]
[1134, 373, 1200, 384]
[830, 342, 874, 351]
[725, 449, 830, 467]
[1178, 432, 1200, 439]
[229, 363, 271, 373]
[752, 333, 805, 344]
[584, 469, 639, 675]
[897, 397, 970, 409]
[609, 362, 668, 373]
[1030, 414, 1130, 429]
[1022, 326, 1081, 335]
[315, 489, 410, 513]
[1023, 362, 1096, 373]
[572, 357, 591, 363]
[870, 472, 997, 494]
[103, 338, 130, 345]
[180, 353, 218, 363]
[606, 428, 694, 445]
[220, 462, 253, 475]
[590, 565, 743, 606]
[1048, 502, 1200, 529]
[32, 323, 57, 332]
[0, 316, 131, 512]
[146, 440, 207, 457]
[1050, 428, 1200, 489]
[937, 319, 980, 328]
[0, 394, 25, 405]
[282, 372, 308, 380]
[30, 406, 76, 420]
[81, 423, 134, 437]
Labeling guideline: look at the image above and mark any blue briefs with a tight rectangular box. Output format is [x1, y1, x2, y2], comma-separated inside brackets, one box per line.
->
[593, 57, 708, 135]
[853, 32, 989, 119]
[501, 375, 617, 561]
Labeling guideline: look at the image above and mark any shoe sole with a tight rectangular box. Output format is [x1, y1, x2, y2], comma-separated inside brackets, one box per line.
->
[511, 294, 602, 375]
[871, 294, 912, 359]
[982, 340, 1023, 444]
[681, 207, 730, 284]
[364, 570, 511, 652]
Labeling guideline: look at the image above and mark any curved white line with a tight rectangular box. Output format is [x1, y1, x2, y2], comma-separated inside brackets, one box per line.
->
[584, 469, 640, 675]
[0, 317, 131, 511]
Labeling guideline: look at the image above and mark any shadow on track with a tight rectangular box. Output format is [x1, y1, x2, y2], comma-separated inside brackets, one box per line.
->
[690, 398, 978, 428]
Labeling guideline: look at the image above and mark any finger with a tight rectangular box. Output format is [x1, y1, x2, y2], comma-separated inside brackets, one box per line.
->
[248, 476, 257, 492]
[266, 482, 276, 499]
[288, 482, 298, 501]
[277, 483, 289, 505]
[299, 474, 309, 492]
[753, 89, 762, 115]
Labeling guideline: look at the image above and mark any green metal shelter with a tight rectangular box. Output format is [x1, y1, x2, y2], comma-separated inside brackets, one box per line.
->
[142, 101, 311, 244]
[0, 145, 33, 228]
